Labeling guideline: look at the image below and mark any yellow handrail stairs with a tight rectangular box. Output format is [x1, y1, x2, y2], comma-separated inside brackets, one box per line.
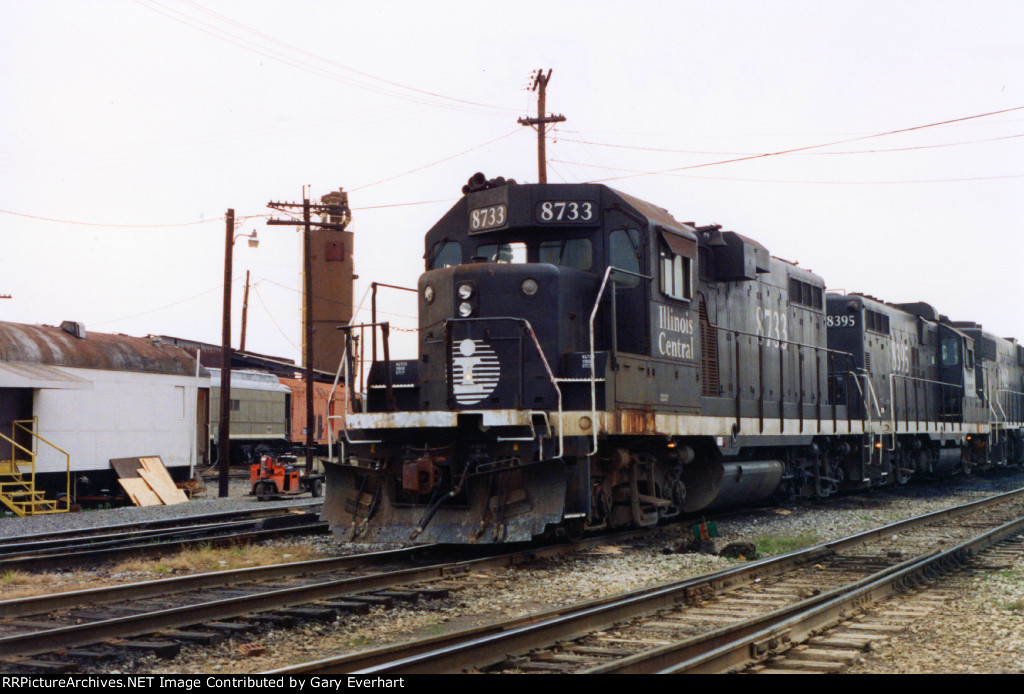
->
[0, 419, 70, 516]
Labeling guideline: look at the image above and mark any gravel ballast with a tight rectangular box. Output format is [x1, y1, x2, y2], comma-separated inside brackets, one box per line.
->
[2, 468, 1024, 674]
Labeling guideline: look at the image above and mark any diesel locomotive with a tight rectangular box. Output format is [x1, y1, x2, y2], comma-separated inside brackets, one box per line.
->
[324, 173, 1024, 544]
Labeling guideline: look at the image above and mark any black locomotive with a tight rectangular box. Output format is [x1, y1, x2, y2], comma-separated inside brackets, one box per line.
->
[324, 173, 1024, 543]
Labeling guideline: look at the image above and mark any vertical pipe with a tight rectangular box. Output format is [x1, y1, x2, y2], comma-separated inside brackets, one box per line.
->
[371, 282, 379, 364]
[240, 270, 250, 353]
[304, 198, 315, 474]
[219, 209, 234, 498]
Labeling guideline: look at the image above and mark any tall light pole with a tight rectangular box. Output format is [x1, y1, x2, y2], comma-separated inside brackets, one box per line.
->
[218, 209, 259, 498]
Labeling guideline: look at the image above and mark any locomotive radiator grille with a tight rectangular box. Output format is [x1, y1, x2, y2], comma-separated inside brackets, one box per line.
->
[700, 298, 720, 397]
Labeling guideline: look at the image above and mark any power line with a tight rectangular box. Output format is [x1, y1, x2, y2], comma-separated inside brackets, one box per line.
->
[556, 131, 1024, 157]
[584, 104, 1024, 183]
[137, 0, 520, 118]
[351, 129, 523, 192]
[0, 208, 220, 228]
[176, 0, 521, 116]
[550, 158, 1024, 184]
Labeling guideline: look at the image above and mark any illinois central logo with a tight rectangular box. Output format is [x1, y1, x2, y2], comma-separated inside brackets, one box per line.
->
[452, 338, 501, 406]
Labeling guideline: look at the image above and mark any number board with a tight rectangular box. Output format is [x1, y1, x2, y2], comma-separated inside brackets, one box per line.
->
[468, 204, 508, 233]
[826, 314, 857, 328]
[535, 200, 599, 225]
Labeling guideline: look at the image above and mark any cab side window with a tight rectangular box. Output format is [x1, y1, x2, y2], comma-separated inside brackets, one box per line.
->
[659, 242, 693, 301]
[608, 228, 641, 287]
[429, 241, 461, 269]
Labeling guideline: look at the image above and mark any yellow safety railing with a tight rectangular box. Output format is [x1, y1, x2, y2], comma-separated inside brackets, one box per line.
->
[0, 418, 70, 516]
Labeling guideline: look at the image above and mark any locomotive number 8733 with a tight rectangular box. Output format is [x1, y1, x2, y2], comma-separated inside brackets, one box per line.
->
[323, 173, 1024, 544]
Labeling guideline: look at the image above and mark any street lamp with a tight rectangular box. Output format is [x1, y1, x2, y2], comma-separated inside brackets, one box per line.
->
[219, 208, 259, 498]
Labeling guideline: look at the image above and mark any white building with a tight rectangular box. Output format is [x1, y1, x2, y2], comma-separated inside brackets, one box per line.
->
[0, 321, 208, 500]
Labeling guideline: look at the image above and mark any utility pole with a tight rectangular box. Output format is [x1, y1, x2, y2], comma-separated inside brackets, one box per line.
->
[517, 69, 565, 184]
[218, 209, 235, 499]
[217, 213, 258, 498]
[267, 191, 350, 475]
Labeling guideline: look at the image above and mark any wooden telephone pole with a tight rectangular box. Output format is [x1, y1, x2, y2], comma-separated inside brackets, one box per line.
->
[267, 191, 350, 474]
[518, 69, 565, 184]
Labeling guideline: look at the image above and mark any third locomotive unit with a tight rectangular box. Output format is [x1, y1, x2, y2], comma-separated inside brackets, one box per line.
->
[325, 173, 1024, 544]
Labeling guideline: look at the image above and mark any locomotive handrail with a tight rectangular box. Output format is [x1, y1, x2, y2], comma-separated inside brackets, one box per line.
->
[861, 370, 884, 424]
[887, 372, 964, 434]
[995, 388, 1024, 425]
[587, 265, 652, 456]
[327, 285, 377, 463]
[702, 316, 857, 437]
[332, 325, 387, 458]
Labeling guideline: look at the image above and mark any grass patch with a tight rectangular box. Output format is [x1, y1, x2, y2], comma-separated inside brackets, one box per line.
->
[0, 541, 324, 601]
[112, 542, 321, 575]
[0, 570, 32, 585]
[1001, 600, 1024, 612]
[752, 532, 821, 556]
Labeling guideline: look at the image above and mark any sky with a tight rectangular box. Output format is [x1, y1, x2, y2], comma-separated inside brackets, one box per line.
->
[2, 0, 1022, 367]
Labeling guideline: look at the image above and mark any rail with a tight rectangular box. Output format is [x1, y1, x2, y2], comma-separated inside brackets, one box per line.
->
[271, 486, 1024, 674]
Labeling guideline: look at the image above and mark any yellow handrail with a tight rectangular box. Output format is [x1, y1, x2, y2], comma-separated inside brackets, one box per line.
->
[0, 419, 70, 514]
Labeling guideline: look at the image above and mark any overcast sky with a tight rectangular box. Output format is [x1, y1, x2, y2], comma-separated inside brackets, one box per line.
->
[2, 1, 1021, 366]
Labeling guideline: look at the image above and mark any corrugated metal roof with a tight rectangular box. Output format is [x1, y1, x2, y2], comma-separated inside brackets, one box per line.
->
[0, 322, 202, 377]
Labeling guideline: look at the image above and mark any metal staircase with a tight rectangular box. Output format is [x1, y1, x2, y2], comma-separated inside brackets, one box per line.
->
[0, 419, 69, 516]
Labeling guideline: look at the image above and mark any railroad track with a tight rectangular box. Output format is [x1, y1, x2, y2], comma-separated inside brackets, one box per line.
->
[0, 503, 327, 573]
[0, 530, 654, 673]
[270, 486, 1024, 674]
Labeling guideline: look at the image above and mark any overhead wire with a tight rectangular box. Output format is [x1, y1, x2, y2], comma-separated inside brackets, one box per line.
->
[252, 281, 300, 351]
[136, 0, 520, 118]
[0, 208, 219, 228]
[257, 279, 417, 324]
[581, 104, 1024, 183]
[350, 128, 524, 192]
[555, 131, 1024, 157]
[549, 158, 1024, 184]
[176, 0, 521, 116]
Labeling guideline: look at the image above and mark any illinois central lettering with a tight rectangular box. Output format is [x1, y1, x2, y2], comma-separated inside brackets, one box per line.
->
[656, 306, 695, 360]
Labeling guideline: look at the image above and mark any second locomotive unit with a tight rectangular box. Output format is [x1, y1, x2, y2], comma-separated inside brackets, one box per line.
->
[326, 174, 1024, 544]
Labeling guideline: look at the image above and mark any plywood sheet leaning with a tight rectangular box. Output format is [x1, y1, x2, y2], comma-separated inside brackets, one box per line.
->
[110, 455, 188, 506]
[118, 477, 162, 507]
[112, 456, 159, 506]
[138, 456, 189, 505]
